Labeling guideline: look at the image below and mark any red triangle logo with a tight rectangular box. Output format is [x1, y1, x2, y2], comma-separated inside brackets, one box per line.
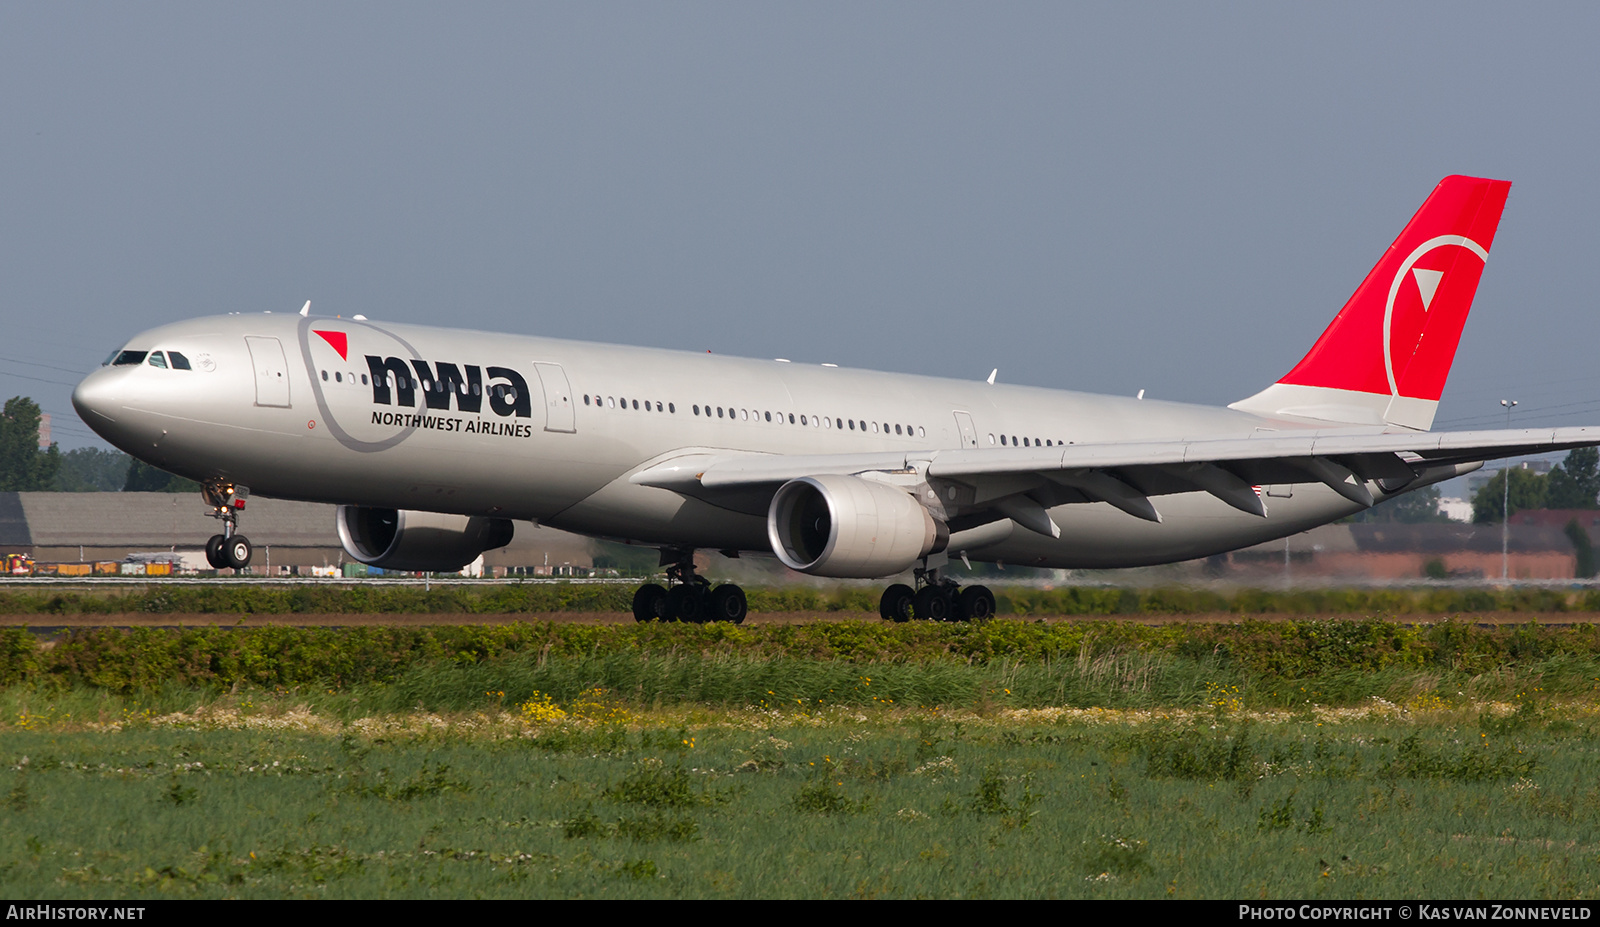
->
[314, 330, 348, 360]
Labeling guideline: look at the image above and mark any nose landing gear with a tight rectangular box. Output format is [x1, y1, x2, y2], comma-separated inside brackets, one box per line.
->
[631, 549, 748, 624]
[201, 481, 253, 571]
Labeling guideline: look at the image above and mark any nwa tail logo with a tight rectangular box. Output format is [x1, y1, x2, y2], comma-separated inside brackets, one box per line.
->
[364, 355, 532, 418]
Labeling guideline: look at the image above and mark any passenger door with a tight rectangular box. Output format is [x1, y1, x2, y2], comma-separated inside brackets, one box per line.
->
[952, 411, 979, 448]
[533, 362, 576, 433]
[245, 336, 291, 408]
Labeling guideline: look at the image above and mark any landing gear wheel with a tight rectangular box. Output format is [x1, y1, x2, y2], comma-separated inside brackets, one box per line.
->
[205, 535, 227, 570]
[913, 585, 951, 622]
[666, 584, 706, 623]
[880, 584, 915, 622]
[708, 584, 748, 624]
[959, 585, 996, 622]
[632, 584, 668, 622]
[225, 535, 253, 570]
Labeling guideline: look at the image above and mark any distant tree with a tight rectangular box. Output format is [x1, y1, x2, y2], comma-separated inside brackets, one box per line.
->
[53, 447, 132, 492]
[1546, 447, 1600, 510]
[1472, 467, 1548, 524]
[1346, 484, 1451, 524]
[123, 459, 200, 493]
[0, 397, 61, 492]
[1566, 518, 1597, 579]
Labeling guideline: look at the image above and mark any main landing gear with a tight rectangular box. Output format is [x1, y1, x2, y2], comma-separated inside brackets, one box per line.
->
[879, 563, 994, 623]
[201, 481, 253, 571]
[632, 549, 748, 624]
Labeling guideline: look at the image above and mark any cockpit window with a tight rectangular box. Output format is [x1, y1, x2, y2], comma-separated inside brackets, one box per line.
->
[112, 350, 147, 366]
[147, 352, 168, 369]
[167, 351, 192, 370]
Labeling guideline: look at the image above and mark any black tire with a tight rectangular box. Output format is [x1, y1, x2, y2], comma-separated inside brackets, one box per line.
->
[708, 584, 748, 624]
[913, 585, 950, 622]
[205, 535, 227, 570]
[666, 584, 706, 623]
[959, 585, 996, 622]
[879, 584, 915, 622]
[632, 584, 668, 622]
[225, 535, 252, 570]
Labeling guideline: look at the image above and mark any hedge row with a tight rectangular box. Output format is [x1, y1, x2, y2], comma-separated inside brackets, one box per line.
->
[3, 583, 1600, 616]
[2, 618, 1598, 692]
[1001, 585, 1600, 616]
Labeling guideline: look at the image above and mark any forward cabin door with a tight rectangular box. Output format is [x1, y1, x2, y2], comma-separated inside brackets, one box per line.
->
[533, 363, 576, 433]
[953, 411, 979, 448]
[245, 336, 291, 408]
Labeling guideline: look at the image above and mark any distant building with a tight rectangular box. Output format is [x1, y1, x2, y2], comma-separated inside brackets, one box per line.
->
[1231, 520, 1587, 581]
[1507, 509, 1600, 534]
[37, 413, 50, 449]
[1438, 496, 1473, 523]
[0, 492, 594, 575]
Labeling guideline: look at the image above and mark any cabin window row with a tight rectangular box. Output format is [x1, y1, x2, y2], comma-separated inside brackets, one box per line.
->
[579, 393, 926, 438]
[321, 369, 375, 386]
[353, 372, 513, 402]
[692, 405, 925, 438]
[989, 434, 1064, 448]
[583, 395, 674, 413]
[568, 390, 1058, 448]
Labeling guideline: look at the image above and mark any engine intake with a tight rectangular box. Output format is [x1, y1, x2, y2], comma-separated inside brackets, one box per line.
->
[336, 506, 514, 572]
[767, 474, 946, 578]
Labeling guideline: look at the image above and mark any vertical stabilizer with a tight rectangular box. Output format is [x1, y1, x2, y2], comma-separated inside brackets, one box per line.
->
[1230, 175, 1511, 430]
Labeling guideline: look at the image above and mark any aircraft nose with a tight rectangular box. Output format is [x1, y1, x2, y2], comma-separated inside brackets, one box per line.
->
[72, 369, 120, 430]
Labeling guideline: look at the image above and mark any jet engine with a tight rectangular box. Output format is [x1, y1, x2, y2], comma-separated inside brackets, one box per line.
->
[336, 506, 515, 572]
[767, 474, 946, 578]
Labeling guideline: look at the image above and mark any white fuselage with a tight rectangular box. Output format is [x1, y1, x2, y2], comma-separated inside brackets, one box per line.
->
[73, 312, 1376, 569]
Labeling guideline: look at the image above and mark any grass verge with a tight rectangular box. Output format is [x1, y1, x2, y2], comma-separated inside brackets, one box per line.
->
[1, 684, 1597, 899]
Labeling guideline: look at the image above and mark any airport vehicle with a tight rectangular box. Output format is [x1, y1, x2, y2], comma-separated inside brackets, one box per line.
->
[72, 176, 1600, 622]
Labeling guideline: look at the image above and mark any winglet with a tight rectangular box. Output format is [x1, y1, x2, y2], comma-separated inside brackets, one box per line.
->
[987, 369, 997, 385]
[1230, 176, 1511, 431]
[299, 301, 311, 317]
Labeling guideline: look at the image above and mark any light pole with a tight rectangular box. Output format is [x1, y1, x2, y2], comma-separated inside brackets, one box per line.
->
[1501, 399, 1518, 583]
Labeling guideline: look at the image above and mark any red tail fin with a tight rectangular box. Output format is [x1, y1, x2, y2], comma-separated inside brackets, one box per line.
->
[1231, 175, 1511, 430]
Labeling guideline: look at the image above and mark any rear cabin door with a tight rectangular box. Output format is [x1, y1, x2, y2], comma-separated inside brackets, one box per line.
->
[533, 362, 576, 433]
[245, 336, 291, 407]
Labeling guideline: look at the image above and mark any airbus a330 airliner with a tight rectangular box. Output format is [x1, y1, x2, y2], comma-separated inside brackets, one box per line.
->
[72, 176, 1600, 623]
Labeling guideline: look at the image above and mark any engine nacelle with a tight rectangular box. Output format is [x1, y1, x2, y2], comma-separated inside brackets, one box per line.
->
[767, 474, 946, 578]
[336, 506, 515, 572]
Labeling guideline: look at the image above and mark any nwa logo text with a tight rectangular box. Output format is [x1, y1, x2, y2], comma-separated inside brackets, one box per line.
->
[364, 355, 534, 437]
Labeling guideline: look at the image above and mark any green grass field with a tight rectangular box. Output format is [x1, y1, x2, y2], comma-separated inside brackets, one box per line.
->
[3, 618, 1599, 898]
[4, 696, 1599, 898]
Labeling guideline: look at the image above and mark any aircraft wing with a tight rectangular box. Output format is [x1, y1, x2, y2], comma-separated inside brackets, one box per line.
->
[630, 426, 1600, 528]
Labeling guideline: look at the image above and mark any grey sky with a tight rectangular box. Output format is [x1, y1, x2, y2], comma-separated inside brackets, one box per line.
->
[4, 3, 1598, 451]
